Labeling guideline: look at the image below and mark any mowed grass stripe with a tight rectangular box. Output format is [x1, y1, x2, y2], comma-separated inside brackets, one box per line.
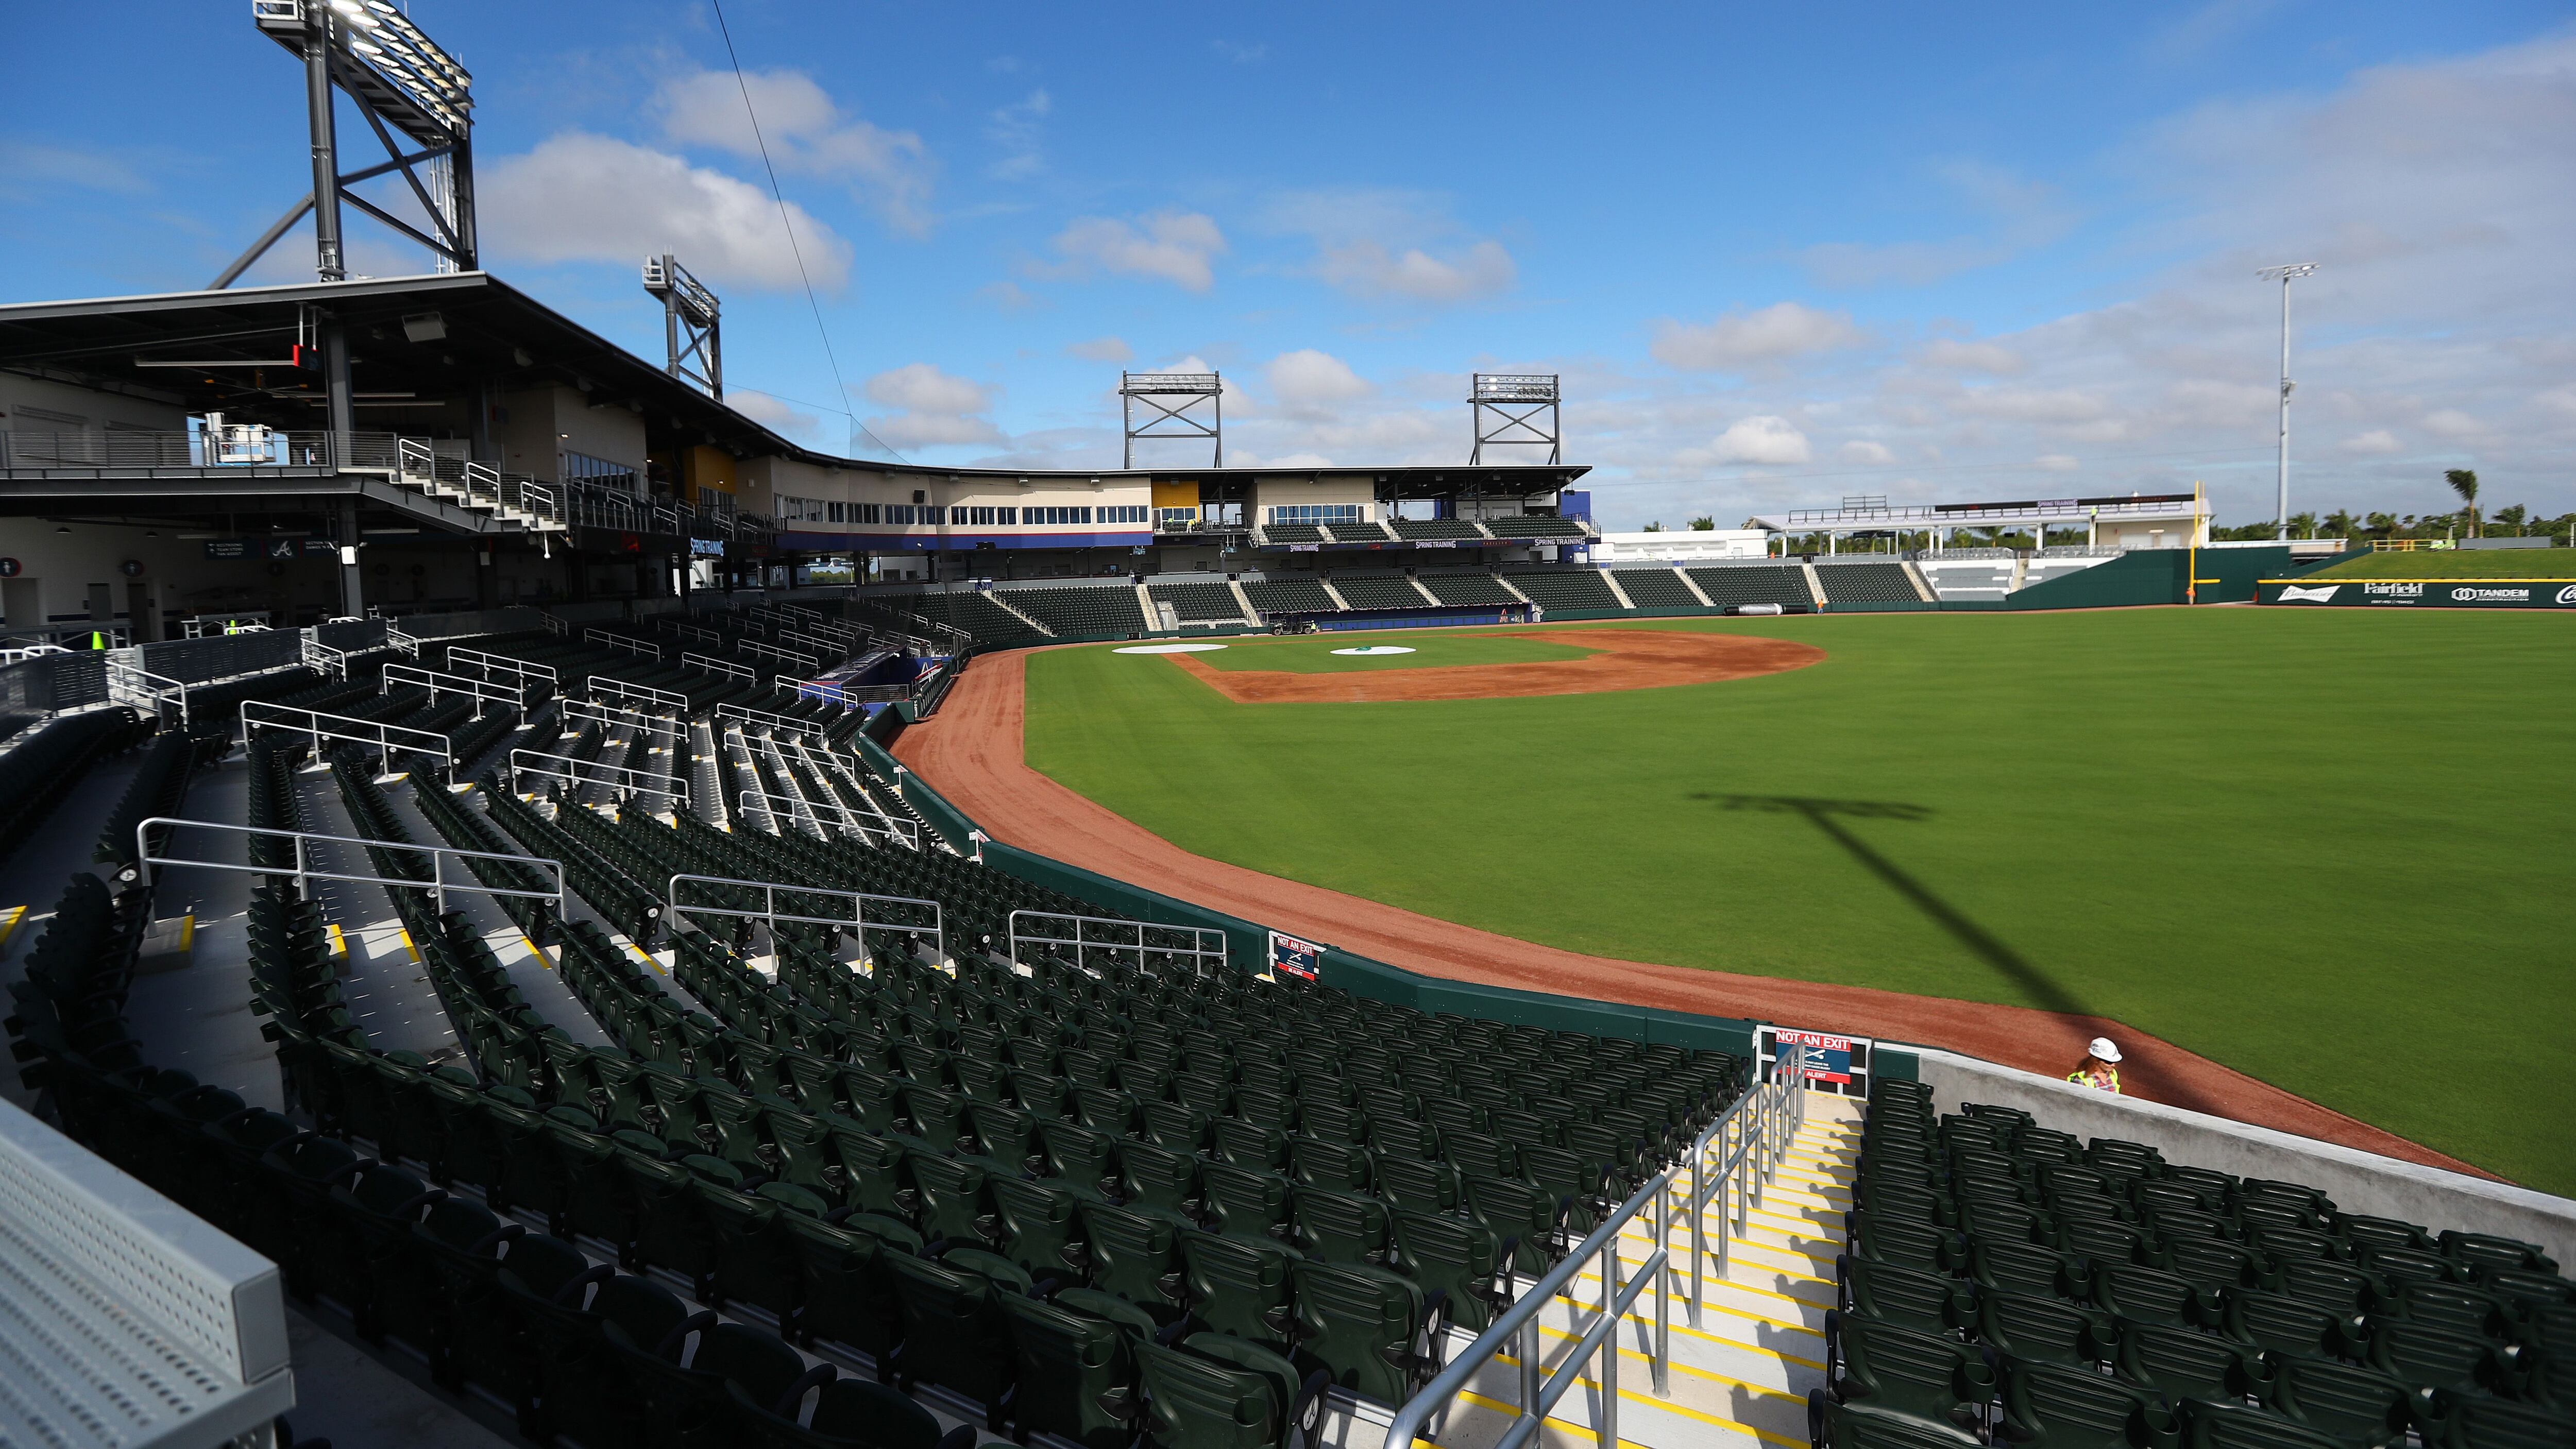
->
[1026, 610, 2575, 1191]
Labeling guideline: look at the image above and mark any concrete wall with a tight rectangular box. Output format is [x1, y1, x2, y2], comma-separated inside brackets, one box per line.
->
[1909, 1046, 2575, 1268]
[1592, 530, 1768, 562]
[0, 373, 191, 433]
[493, 384, 647, 485]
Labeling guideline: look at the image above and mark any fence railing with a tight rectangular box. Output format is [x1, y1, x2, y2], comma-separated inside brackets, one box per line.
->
[302, 632, 348, 680]
[681, 651, 755, 684]
[666, 873, 942, 956]
[657, 618, 725, 649]
[585, 628, 663, 661]
[718, 702, 825, 738]
[589, 676, 687, 712]
[738, 788, 922, 850]
[1381, 1055, 1806, 1449]
[386, 625, 420, 658]
[241, 700, 452, 774]
[562, 697, 684, 743]
[508, 748, 688, 806]
[1007, 909, 1230, 976]
[105, 657, 189, 726]
[383, 662, 523, 718]
[139, 816, 563, 914]
[446, 647, 556, 694]
[732, 638, 818, 673]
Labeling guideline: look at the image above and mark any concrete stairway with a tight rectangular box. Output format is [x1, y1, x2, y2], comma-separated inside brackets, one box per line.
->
[1338, 1093, 1861, 1449]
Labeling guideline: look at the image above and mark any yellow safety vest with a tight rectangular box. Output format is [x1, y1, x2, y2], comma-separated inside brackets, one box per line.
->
[2066, 1066, 2121, 1094]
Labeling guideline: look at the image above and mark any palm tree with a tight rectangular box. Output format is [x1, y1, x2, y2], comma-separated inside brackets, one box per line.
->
[2446, 469, 2479, 538]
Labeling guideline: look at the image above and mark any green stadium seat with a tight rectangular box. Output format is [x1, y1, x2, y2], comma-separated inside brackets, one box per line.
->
[995, 1290, 1144, 1449]
[883, 1247, 1031, 1425]
[1285, 1259, 1437, 1405]
[2264, 1354, 2415, 1449]
[1995, 1353, 2178, 1449]
[1181, 1230, 1301, 1348]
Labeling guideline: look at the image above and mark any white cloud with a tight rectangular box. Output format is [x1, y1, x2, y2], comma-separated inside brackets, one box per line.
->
[1065, 336, 1132, 363]
[986, 90, 1050, 181]
[726, 390, 820, 439]
[0, 139, 149, 198]
[978, 281, 1041, 311]
[1651, 303, 1867, 370]
[1840, 440, 1897, 464]
[1263, 188, 1517, 304]
[2033, 453, 2082, 472]
[1266, 350, 1372, 411]
[1317, 239, 1516, 302]
[1954, 386, 2113, 424]
[2341, 429, 2403, 455]
[859, 363, 1003, 450]
[2420, 408, 2485, 439]
[1799, 161, 2076, 288]
[1048, 211, 1227, 291]
[1698, 416, 1814, 466]
[1919, 339, 2026, 373]
[481, 132, 850, 289]
[656, 68, 935, 236]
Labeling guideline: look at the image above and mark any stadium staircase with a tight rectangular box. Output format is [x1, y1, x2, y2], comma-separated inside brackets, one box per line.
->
[1403, 1095, 1862, 1449]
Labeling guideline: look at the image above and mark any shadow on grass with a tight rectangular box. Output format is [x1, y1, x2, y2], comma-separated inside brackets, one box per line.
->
[1694, 793, 2095, 1022]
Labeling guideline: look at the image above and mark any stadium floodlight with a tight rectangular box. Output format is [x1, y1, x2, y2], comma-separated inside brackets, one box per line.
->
[1121, 372, 1224, 468]
[217, 0, 478, 288]
[1469, 373, 1562, 465]
[2257, 263, 2318, 542]
[642, 254, 723, 400]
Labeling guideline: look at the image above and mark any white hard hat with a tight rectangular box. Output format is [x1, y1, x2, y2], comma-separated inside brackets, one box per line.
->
[2089, 1037, 2122, 1064]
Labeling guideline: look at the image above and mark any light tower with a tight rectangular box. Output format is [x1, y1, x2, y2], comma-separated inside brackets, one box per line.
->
[2257, 263, 2318, 541]
[1121, 372, 1223, 468]
[1469, 374, 1561, 464]
[642, 254, 723, 399]
[217, 1, 478, 289]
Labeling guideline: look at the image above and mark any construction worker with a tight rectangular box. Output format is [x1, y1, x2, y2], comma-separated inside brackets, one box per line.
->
[2066, 1037, 2122, 1094]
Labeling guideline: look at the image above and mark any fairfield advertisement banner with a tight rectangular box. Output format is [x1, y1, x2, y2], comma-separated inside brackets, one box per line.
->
[2260, 579, 2576, 609]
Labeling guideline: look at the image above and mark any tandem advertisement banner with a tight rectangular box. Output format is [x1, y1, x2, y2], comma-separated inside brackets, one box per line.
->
[2260, 579, 2576, 609]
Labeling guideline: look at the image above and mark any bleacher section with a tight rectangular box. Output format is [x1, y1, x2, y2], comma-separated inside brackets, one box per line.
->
[1147, 580, 1248, 624]
[1815, 561, 1923, 603]
[1324, 520, 1390, 542]
[1484, 517, 1588, 539]
[1261, 523, 1326, 544]
[1389, 518, 1486, 541]
[1616, 567, 1706, 609]
[1688, 564, 1816, 607]
[1001, 585, 1149, 638]
[3, 672, 1756, 1449]
[1419, 572, 1520, 607]
[1502, 568, 1622, 609]
[897, 589, 1046, 645]
[1823, 1076, 2570, 1449]
[1241, 577, 1338, 616]
[1329, 573, 1433, 609]
[2022, 553, 2119, 587]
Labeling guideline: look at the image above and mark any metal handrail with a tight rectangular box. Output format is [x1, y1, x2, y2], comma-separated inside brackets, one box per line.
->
[718, 702, 825, 738]
[1382, 1055, 1806, 1449]
[658, 618, 725, 648]
[241, 700, 451, 771]
[105, 657, 191, 726]
[730, 638, 818, 672]
[666, 872, 942, 955]
[383, 662, 523, 718]
[448, 647, 556, 690]
[301, 631, 349, 680]
[585, 628, 664, 661]
[737, 788, 921, 850]
[590, 675, 688, 712]
[562, 697, 684, 742]
[138, 815, 564, 913]
[1006, 909, 1229, 975]
[681, 651, 755, 684]
[509, 748, 688, 805]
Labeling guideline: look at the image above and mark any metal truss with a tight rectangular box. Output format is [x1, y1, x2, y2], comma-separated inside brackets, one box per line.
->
[1469, 373, 1562, 465]
[1121, 372, 1224, 468]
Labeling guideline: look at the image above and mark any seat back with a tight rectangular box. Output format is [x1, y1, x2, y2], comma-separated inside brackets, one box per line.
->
[1287, 1259, 1428, 1405]
[997, 1291, 1140, 1449]
[1181, 1231, 1298, 1347]
[1137, 1340, 1279, 1449]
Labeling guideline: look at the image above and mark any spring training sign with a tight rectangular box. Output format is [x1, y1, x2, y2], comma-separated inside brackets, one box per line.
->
[2260, 579, 2576, 609]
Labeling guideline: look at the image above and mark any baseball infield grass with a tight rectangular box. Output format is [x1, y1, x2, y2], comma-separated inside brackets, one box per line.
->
[2307, 548, 2576, 579]
[1025, 609, 2575, 1191]
[1195, 632, 1598, 673]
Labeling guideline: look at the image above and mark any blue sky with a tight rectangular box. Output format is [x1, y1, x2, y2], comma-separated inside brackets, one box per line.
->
[6, 2, 2572, 529]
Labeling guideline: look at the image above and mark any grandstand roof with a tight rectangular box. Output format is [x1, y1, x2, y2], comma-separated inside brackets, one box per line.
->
[0, 273, 1588, 494]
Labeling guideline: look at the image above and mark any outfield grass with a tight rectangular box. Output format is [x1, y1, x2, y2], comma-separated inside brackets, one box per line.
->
[1194, 631, 1597, 673]
[1026, 610, 2575, 1190]
[2307, 548, 2576, 578]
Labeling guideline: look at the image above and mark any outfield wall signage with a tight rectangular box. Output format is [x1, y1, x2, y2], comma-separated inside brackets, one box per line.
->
[2260, 579, 2576, 609]
[1268, 930, 1322, 982]
[1755, 1024, 1876, 1096]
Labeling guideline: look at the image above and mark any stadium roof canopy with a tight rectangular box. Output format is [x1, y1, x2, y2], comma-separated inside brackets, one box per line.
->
[1746, 493, 2208, 537]
[0, 272, 1587, 498]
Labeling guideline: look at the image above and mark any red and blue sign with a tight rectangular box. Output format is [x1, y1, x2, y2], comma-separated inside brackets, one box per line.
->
[1269, 930, 1322, 982]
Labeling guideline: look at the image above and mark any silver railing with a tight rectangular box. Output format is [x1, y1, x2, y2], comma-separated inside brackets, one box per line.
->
[241, 700, 451, 773]
[585, 628, 664, 661]
[105, 657, 190, 726]
[1382, 1054, 1806, 1449]
[730, 638, 818, 673]
[509, 748, 687, 806]
[665, 872, 942, 956]
[301, 631, 349, 680]
[681, 651, 755, 684]
[1006, 909, 1230, 976]
[139, 816, 564, 914]
[657, 618, 725, 648]
[447, 647, 557, 694]
[737, 788, 922, 850]
[718, 702, 825, 738]
[383, 662, 523, 718]
[589, 675, 687, 712]
[386, 625, 420, 658]
[562, 697, 684, 743]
